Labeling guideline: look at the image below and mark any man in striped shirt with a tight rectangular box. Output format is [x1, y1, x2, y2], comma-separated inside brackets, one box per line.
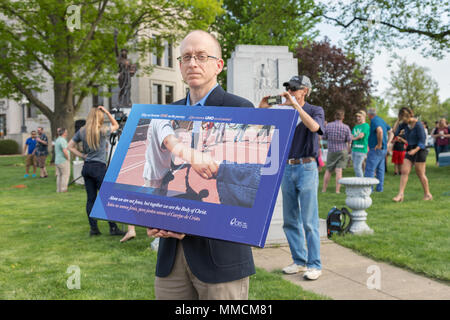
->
[322, 109, 352, 193]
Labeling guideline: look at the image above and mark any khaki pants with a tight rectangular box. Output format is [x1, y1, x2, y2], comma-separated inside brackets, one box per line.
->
[155, 242, 249, 300]
[56, 161, 70, 192]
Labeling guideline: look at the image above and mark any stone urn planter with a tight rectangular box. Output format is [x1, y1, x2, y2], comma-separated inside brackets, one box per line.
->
[338, 177, 379, 235]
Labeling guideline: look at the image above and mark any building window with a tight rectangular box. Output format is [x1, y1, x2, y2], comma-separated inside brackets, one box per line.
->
[165, 85, 174, 104]
[0, 114, 6, 137]
[152, 53, 162, 66]
[152, 36, 162, 66]
[164, 42, 173, 68]
[27, 91, 39, 118]
[152, 84, 162, 104]
[92, 86, 104, 107]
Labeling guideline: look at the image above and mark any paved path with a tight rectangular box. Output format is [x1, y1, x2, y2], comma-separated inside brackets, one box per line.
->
[252, 241, 450, 300]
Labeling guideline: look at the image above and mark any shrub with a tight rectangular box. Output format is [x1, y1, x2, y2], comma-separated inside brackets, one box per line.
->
[0, 139, 19, 155]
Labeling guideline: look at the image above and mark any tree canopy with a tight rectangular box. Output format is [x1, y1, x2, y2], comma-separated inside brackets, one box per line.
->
[211, 0, 321, 86]
[0, 0, 222, 137]
[295, 38, 373, 128]
[386, 57, 441, 123]
[319, 0, 450, 59]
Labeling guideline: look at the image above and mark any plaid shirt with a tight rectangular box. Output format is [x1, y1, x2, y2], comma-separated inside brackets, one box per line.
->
[323, 120, 352, 152]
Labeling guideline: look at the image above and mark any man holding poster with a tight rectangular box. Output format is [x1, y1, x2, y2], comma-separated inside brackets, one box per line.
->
[146, 30, 255, 300]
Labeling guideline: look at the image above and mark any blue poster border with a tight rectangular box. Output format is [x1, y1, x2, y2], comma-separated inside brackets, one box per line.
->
[90, 104, 298, 247]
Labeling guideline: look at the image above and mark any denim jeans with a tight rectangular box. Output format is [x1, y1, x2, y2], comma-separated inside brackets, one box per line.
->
[82, 161, 119, 231]
[364, 148, 388, 192]
[437, 145, 449, 162]
[281, 161, 321, 269]
[352, 151, 367, 177]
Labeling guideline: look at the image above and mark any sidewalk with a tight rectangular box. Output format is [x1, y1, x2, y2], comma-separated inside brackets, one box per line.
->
[252, 240, 450, 300]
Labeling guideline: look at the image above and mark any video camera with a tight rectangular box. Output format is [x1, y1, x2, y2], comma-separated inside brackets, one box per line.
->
[110, 107, 127, 124]
[267, 95, 283, 105]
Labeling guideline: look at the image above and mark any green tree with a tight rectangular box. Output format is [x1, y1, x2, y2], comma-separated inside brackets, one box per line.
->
[295, 39, 373, 128]
[368, 97, 396, 125]
[386, 58, 441, 121]
[319, 0, 450, 59]
[212, 0, 321, 87]
[420, 98, 450, 125]
[0, 0, 222, 138]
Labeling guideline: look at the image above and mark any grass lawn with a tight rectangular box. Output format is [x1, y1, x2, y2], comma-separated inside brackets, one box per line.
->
[318, 148, 450, 282]
[0, 155, 325, 300]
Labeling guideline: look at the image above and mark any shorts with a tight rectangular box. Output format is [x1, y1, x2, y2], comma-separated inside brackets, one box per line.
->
[326, 150, 348, 171]
[36, 155, 47, 168]
[405, 147, 428, 163]
[391, 150, 406, 165]
[25, 154, 37, 167]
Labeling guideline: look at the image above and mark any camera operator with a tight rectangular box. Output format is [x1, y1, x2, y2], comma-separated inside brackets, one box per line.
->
[259, 75, 324, 281]
[67, 106, 126, 237]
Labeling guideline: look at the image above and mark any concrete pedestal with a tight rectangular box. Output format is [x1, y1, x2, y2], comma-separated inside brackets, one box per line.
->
[339, 177, 379, 235]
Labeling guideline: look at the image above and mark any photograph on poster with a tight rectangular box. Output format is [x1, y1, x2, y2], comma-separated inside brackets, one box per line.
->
[90, 104, 297, 247]
[116, 119, 275, 208]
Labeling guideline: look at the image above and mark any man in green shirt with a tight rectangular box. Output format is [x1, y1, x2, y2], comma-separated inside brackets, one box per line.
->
[351, 111, 370, 177]
[54, 128, 70, 192]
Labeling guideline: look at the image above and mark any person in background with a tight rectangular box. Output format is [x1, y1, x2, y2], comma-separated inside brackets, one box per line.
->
[351, 110, 370, 177]
[23, 130, 37, 178]
[364, 109, 393, 192]
[54, 128, 71, 193]
[260, 74, 324, 281]
[392, 107, 432, 202]
[432, 118, 449, 166]
[422, 121, 429, 136]
[67, 106, 126, 237]
[322, 109, 352, 193]
[430, 121, 440, 165]
[35, 127, 49, 178]
[391, 129, 407, 175]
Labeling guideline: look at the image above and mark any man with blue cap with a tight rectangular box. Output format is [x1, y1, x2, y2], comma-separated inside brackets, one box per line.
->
[259, 75, 324, 280]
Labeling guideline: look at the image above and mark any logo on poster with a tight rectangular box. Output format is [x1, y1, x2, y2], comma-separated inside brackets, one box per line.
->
[230, 218, 248, 229]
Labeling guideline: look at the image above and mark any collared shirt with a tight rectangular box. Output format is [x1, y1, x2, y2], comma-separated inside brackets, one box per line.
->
[35, 133, 49, 156]
[186, 83, 219, 134]
[323, 120, 352, 153]
[287, 102, 325, 159]
[25, 137, 37, 154]
[368, 116, 391, 150]
[395, 121, 427, 150]
[54, 136, 69, 165]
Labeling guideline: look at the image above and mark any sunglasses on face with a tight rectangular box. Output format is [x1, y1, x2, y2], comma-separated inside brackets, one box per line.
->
[284, 85, 304, 92]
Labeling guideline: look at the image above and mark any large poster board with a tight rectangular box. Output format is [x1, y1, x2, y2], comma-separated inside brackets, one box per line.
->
[90, 104, 298, 247]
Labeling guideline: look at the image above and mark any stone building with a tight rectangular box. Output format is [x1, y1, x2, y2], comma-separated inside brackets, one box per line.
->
[0, 41, 188, 152]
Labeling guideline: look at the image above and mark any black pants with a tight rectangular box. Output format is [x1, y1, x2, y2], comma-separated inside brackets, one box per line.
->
[82, 161, 118, 231]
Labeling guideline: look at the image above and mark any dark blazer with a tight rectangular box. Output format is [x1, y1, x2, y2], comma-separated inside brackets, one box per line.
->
[155, 85, 256, 283]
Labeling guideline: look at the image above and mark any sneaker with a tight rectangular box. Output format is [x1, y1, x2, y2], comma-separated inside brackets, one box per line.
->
[282, 263, 308, 274]
[32, 174, 37, 178]
[24, 174, 29, 178]
[303, 268, 322, 280]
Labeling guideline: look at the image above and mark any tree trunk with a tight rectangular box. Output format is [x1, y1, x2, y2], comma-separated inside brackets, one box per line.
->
[52, 82, 76, 141]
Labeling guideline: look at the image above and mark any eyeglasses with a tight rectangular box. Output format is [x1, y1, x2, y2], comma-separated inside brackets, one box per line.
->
[177, 54, 219, 64]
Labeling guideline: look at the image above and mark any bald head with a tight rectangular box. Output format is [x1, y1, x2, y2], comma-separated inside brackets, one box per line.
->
[180, 30, 222, 59]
